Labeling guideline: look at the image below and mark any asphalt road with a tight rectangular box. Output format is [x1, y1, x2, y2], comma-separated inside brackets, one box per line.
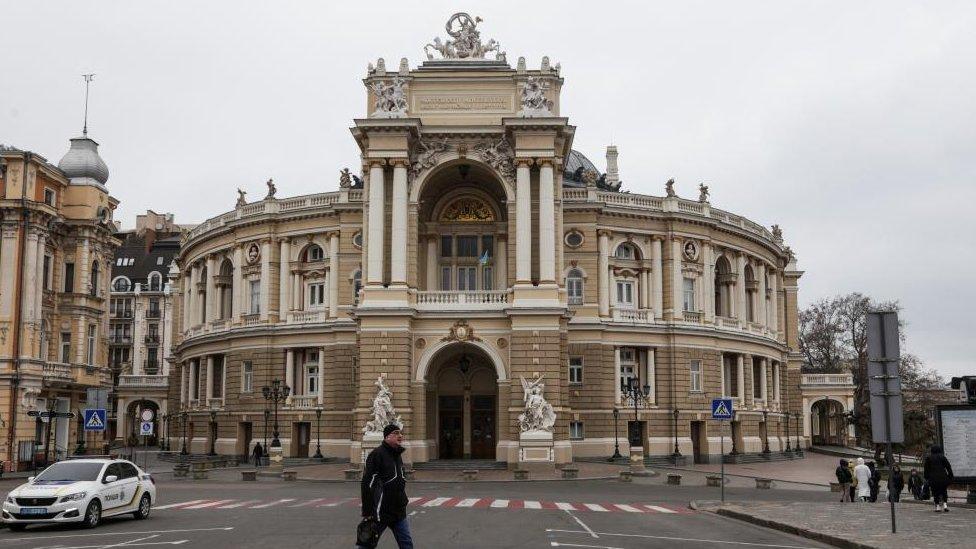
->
[0, 477, 834, 548]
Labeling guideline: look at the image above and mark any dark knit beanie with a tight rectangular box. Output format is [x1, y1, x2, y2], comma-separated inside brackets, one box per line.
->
[383, 424, 401, 438]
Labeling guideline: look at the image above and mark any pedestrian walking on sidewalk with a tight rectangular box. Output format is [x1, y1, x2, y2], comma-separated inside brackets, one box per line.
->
[908, 468, 924, 500]
[358, 424, 412, 549]
[854, 458, 872, 502]
[867, 461, 881, 502]
[888, 464, 904, 503]
[835, 459, 853, 502]
[252, 442, 264, 466]
[924, 445, 954, 513]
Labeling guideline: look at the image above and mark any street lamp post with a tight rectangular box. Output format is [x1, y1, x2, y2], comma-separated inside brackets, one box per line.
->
[261, 379, 290, 448]
[608, 407, 622, 461]
[263, 408, 270, 464]
[761, 409, 770, 454]
[729, 410, 739, 455]
[622, 379, 651, 453]
[180, 412, 189, 456]
[313, 406, 324, 459]
[671, 408, 682, 462]
[794, 413, 802, 452]
[208, 409, 218, 456]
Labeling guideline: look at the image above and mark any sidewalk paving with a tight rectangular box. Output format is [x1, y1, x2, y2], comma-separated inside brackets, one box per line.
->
[715, 500, 976, 549]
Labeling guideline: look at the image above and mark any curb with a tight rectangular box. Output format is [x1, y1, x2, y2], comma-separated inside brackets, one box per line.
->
[714, 507, 876, 549]
[296, 475, 620, 484]
[653, 465, 830, 488]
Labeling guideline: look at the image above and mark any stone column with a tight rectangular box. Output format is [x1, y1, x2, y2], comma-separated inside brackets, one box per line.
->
[366, 161, 385, 285]
[0, 226, 18, 317]
[35, 232, 46, 324]
[515, 159, 532, 284]
[259, 240, 272, 320]
[205, 356, 214, 402]
[614, 347, 622, 404]
[279, 238, 291, 316]
[190, 263, 201, 325]
[720, 355, 727, 397]
[495, 236, 507, 289]
[598, 230, 610, 317]
[188, 360, 197, 402]
[608, 267, 616, 310]
[426, 236, 438, 290]
[182, 268, 192, 330]
[318, 347, 325, 406]
[757, 263, 767, 327]
[647, 348, 656, 405]
[180, 363, 188, 406]
[671, 238, 682, 318]
[205, 255, 217, 323]
[285, 349, 295, 403]
[639, 268, 650, 310]
[703, 243, 714, 322]
[232, 247, 243, 322]
[736, 354, 745, 403]
[391, 160, 408, 285]
[22, 230, 38, 327]
[760, 358, 768, 404]
[538, 159, 556, 283]
[652, 237, 663, 318]
[76, 237, 90, 296]
[735, 253, 747, 322]
[292, 273, 302, 312]
[329, 232, 340, 318]
[769, 271, 779, 332]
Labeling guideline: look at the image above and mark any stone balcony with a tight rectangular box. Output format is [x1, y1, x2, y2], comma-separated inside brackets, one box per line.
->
[288, 395, 319, 409]
[611, 308, 654, 324]
[118, 374, 169, 390]
[800, 373, 854, 388]
[289, 310, 327, 324]
[42, 362, 72, 382]
[414, 290, 510, 311]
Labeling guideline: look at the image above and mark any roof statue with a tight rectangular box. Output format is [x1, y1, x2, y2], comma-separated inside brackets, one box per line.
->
[264, 178, 277, 199]
[518, 76, 554, 118]
[235, 188, 247, 208]
[771, 224, 783, 242]
[424, 13, 503, 61]
[518, 374, 556, 433]
[698, 183, 710, 203]
[665, 178, 676, 198]
[370, 77, 408, 118]
[339, 168, 352, 188]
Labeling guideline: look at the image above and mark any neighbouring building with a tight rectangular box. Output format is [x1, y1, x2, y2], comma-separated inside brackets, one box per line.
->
[170, 15, 806, 466]
[0, 131, 119, 470]
[108, 211, 183, 444]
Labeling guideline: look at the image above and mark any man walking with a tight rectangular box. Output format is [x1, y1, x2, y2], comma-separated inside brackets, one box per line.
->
[924, 444, 954, 512]
[358, 424, 412, 548]
[835, 459, 853, 502]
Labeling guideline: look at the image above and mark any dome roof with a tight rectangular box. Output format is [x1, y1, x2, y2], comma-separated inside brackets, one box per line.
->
[58, 136, 109, 186]
[562, 149, 601, 187]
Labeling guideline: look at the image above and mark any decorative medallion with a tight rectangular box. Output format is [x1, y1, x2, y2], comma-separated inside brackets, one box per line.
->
[440, 197, 494, 222]
[564, 230, 584, 248]
[683, 240, 699, 261]
[443, 319, 480, 343]
[246, 243, 261, 264]
[496, 337, 508, 349]
[415, 338, 427, 350]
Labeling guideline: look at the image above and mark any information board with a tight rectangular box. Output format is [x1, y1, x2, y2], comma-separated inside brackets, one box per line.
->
[937, 405, 976, 483]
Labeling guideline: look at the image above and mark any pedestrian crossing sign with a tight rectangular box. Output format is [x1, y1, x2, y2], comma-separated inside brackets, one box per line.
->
[84, 409, 107, 431]
[711, 398, 734, 420]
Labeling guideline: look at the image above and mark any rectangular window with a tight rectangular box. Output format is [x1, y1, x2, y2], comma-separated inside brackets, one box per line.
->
[440, 235, 453, 257]
[457, 236, 478, 257]
[690, 360, 702, 392]
[567, 277, 583, 305]
[753, 362, 762, 398]
[619, 347, 637, 391]
[249, 280, 261, 314]
[615, 281, 634, 308]
[43, 187, 55, 206]
[683, 278, 695, 312]
[482, 266, 493, 290]
[569, 421, 584, 440]
[440, 266, 452, 291]
[458, 267, 476, 290]
[569, 356, 583, 384]
[242, 361, 253, 393]
[306, 365, 319, 395]
[86, 325, 96, 365]
[147, 323, 159, 338]
[308, 282, 326, 307]
[43, 256, 51, 290]
[63, 262, 74, 293]
[60, 332, 71, 363]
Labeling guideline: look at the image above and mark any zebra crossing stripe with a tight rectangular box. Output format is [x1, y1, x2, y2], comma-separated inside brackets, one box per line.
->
[555, 502, 576, 511]
[643, 504, 677, 514]
[490, 499, 509, 508]
[456, 498, 481, 507]
[523, 500, 542, 509]
[290, 498, 327, 507]
[154, 500, 205, 510]
[613, 504, 641, 513]
[319, 498, 355, 507]
[250, 499, 295, 509]
[219, 500, 261, 509]
[423, 497, 452, 507]
[582, 503, 608, 512]
[408, 497, 424, 504]
[184, 500, 235, 509]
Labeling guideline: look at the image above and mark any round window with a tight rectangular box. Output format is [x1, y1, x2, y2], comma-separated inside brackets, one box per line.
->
[352, 232, 363, 249]
[564, 231, 584, 248]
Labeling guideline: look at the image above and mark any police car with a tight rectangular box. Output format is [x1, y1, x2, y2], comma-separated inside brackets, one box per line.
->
[2, 458, 156, 531]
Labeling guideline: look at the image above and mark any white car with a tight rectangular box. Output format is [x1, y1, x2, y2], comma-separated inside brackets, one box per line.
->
[2, 458, 156, 531]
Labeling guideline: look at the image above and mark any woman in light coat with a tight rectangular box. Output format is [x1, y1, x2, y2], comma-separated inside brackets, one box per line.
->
[854, 457, 872, 501]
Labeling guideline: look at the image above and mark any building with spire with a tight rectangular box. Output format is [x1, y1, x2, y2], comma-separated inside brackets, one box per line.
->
[0, 119, 120, 469]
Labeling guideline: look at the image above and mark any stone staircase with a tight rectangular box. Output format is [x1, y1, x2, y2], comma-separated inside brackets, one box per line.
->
[413, 459, 507, 471]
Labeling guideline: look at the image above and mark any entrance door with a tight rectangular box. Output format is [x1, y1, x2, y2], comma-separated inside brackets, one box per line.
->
[294, 423, 310, 458]
[691, 421, 707, 464]
[438, 396, 463, 459]
[470, 395, 496, 459]
[238, 422, 253, 461]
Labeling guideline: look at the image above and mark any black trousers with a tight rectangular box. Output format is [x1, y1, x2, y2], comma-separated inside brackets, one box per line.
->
[931, 482, 949, 505]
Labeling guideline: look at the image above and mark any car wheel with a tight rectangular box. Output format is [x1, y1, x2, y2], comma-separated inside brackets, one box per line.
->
[133, 494, 151, 520]
[8, 524, 26, 532]
[83, 500, 101, 529]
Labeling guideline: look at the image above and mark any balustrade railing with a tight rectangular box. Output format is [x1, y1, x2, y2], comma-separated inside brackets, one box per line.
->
[242, 313, 262, 326]
[415, 290, 510, 308]
[289, 395, 319, 409]
[682, 310, 703, 323]
[801, 373, 854, 386]
[611, 308, 653, 324]
[291, 310, 326, 323]
[43, 362, 72, 381]
[119, 375, 169, 388]
[716, 317, 740, 329]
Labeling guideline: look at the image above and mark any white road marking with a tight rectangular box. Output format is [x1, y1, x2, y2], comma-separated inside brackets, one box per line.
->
[612, 504, 641, 513]
[249, 498, 295, 509]
[524, 500, 542, 509]
[152, 500, 205, 510]
[423, 497, 452, 507]
[289, 498, 327, 507]
[183, 499, 235, 509]
[318, 498, 354, 507]
[555, 502, 576, 511]
[0, 527, 234, 543]
[582, 503, 608, 512]
[550, 543, 623, 549]
[563, 509, 598, 539]
[545, 529, 822, 548]
[219, 499, 261, 509]
[644, 504, 676, 514]
[490, 499, 509, 508]
[456, 498, 481, 507]
[408, 497, 424, 504]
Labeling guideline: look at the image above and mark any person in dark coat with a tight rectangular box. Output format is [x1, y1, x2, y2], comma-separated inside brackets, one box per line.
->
[835, 459, 854, 502]
[252, 442, 264, 466]
[924, 445, 954, 512]
[867, 461, 881, 502]
[908, 468, 924, 500]
[888, 464, 905, 502]
[359, 424, 412, 548]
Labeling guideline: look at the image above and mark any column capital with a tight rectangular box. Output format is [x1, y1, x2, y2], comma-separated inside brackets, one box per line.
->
[389, 158, 410, 168]
[367, 158, 388, 168]
[536, 157, 555, 168]
[515, 158, 534, 168]
[326, 230, 340, 239]
[597, 229, 613, 238]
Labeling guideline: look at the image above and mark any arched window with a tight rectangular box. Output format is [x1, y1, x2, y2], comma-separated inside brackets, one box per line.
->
[90, 261, 99, 296]
[148, 272, 162, 292]
[714, 256, 733, 317]
[352, 270, 362, 306]
[614, 243, 639, 260]
[567, 269, 584, 305]
[112, 277, 130, 292]
[744, 264, 756, 322]
[303, 245, 324, 262]
[218, 260, 233, 319]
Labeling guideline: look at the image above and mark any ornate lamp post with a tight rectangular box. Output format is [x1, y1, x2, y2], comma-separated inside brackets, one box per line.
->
[608, 407, 622, 461]
[671, 408, 682, 461]
[793, 412, 802, 452]
[313, 406, 324, 459]
[263, 408, 270, 463]
[180, 411, 189, 456]
[784, 411, 792, 452]
[729, 410, 740, 455]
[208, 409, 218, 456]
[261, 379, 290, 448]
[622, 378, 651, 450]
[761, 409, 770, 454]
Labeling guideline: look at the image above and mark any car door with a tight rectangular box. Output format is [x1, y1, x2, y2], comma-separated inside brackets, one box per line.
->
[99, 464, 126, 511]
[117, 463, 142, 509]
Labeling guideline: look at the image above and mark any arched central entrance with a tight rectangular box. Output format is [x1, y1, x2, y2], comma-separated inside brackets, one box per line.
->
[810, 398, 847, 446]
[423, 343, 499, 460]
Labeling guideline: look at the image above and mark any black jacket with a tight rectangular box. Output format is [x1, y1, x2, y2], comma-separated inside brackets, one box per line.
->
[835, 463, 853, 484]
[361, 442, 408, 524]
[889, 471, 904, 493]
[924, 447, 954, 486]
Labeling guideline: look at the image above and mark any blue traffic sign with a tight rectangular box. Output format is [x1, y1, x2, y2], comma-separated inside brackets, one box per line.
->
[84, 409, 107, 431]
[711, 398, 734, 420]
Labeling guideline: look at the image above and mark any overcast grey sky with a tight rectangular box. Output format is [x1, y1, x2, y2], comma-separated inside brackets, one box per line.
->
[2, 1, 974, 378]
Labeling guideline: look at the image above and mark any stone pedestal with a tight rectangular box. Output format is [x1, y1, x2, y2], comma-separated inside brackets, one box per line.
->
[268, 445, 284, 473]
[360, 431, 383, 464]
[517, 430, 554, 472]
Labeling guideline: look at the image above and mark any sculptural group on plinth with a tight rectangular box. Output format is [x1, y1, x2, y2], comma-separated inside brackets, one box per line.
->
[517, 375, 557, 469]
